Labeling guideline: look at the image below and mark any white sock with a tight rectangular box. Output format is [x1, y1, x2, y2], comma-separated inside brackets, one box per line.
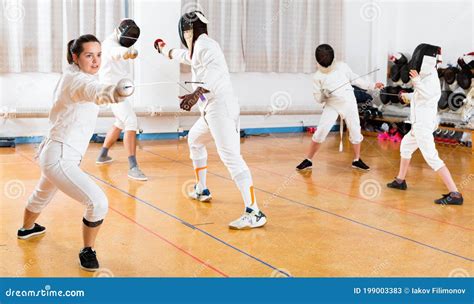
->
[20, 224, 34, 231]
[235, 171, 260, 213]
[192, 158, 208, 193]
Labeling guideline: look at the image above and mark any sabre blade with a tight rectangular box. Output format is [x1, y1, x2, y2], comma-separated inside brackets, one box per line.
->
[120, 35, 139, 40]
[132, 81, 205, 89]
[177, 82, 192, 93]
[329, 68, 381, 94]
[133, 81, 178, 87]
[184, 81, 205, 85]
[352, 88, 401, 97]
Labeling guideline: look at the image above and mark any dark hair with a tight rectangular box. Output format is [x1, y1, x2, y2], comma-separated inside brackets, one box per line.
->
[67, 34, 100, 64]
[315, 44, 334, 68]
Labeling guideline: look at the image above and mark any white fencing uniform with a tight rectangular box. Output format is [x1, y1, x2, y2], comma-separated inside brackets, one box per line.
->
[28, 139, 108, 222]
[400, 68, 445, 171]
[171, 34, 249, 180]
[27, 65, 120, 222]
[312, 61, 372, 144]
[100, 34, 138, 132]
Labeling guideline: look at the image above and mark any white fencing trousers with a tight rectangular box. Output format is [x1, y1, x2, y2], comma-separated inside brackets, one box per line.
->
[188, 109, 249, 180]
[312, 104, 363, 144]
[111, 99, 138, 132]
[26, 140, 108, 222]
[400, 125, 445, 171]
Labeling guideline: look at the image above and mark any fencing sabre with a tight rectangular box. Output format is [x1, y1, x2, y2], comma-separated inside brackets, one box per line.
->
[125, 81, 204, 89]
[329, 68, 381, 94]
[352, 87, 399, 97]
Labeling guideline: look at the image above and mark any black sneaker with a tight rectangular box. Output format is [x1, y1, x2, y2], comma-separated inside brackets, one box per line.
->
[352, 159, 370, 171]
[387, 178, 407, 190]
[17, 223, 46, 240]
[434, 193, 463, 205]
[296, 159, 312, 171]
[79, 247, 99, 271]
[387, 178, 408, 190]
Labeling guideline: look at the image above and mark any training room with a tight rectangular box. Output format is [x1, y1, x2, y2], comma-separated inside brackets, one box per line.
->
[0, 0, 472, 303]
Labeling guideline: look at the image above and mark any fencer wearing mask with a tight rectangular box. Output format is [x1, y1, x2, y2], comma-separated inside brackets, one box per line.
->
[387, 43, 463, 205]
[296, 44, 384, 172]
[155, 11, 266, 230]
[17, 34, 134, 271]
[96, 19, 147, 181]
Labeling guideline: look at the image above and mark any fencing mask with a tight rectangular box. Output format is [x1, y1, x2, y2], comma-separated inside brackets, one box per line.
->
[458, 52, 474, 70]
[315, 44, 335, 68]
[178, 11, 209, 58]
[408, 43, 442, 74]
[117, 19, 140, 48]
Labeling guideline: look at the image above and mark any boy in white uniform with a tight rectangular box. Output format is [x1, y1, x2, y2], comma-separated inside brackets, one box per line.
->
[96, 19, 147, 181]
[296, 44, 384, 171]
[155, 11, 266, 229]
[387, 43, 463, 205]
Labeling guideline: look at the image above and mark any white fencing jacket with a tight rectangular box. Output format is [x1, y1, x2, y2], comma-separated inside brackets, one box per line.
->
[407, 68, 441, 130]
[99, 34, 131, 84]
[48, 64, 120, 156]
[313, 61, 374, 118]
[170, 34, 237, 113]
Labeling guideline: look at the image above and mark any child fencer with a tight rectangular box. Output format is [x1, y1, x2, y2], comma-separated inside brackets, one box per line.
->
[17, 34, 134, 271]
[96, 19, 147, 181]
[296, 44, 384, 172]
[387, 43, 463, 205]
[155, 11, 266, 229]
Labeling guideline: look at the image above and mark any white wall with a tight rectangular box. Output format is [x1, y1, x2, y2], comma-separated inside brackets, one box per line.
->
[344, 0, 473, 80]
[383, 0, 473, 66]
[1, 0, 472, 138]
[132, 0, 181, 109]
[0, 72, 59, 111]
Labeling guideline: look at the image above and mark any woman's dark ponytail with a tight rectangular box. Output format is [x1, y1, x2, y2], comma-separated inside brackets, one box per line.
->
[67, 39, 76, 64]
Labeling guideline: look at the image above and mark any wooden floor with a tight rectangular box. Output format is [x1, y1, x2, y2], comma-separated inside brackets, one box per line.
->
[0, 133, 472, 277]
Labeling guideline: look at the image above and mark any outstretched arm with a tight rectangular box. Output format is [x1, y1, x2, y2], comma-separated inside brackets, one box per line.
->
[69, 74, 133, 105]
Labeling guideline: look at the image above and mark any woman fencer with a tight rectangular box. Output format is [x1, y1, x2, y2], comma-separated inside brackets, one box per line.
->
[17, 34, 134, 271]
